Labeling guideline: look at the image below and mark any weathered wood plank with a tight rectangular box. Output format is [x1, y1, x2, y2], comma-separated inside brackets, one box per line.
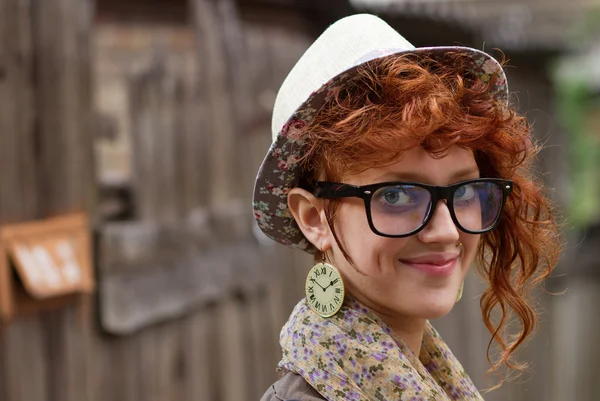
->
[155, 321, 187, 401]
[98, 220, 210, 274]
[30, 1, 95, 400]
[1, 316, 48, 401]
[129, 63, 185, 223]
[190, 0, 245, 207]
[42, 308, 85, 401]
[82, 315, 112, 401]
[215, 295, 248, 401]
[136, 321, 186, 401]
[0, 4, 41, 401]
[177, 69, 210, 214]
[155, 74, 181, 223]
[247, 284, 280, 399]
[110, 333, 141, 401]
[99, 238, 269, 335]
[97, 205, 253, 276]
[97, 198, 264, 334]
[0, 0, 37, 225]
[218, 0, 253, 202]
[33, 0, 95, 216]
[180, 306, 216, 401]
[239, 24, 274, 201]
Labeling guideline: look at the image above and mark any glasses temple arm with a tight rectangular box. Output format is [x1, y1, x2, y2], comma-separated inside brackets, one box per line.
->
[313, 182, 360, 199]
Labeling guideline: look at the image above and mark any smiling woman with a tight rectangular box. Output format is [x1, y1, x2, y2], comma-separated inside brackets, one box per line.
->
[254, 14, 561, 401]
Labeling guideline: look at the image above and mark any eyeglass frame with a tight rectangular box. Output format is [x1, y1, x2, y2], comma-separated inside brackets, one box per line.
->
[312, 178, 513, 238]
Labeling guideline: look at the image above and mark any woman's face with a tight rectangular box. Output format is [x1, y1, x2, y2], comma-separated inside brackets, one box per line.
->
[328, 145, 480, 322]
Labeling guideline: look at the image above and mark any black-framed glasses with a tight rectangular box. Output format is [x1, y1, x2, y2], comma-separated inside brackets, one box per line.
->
[313, 178, 513, 237]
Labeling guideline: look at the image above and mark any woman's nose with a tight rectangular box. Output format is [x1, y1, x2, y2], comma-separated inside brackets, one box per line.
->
[417, 200, 460, 244]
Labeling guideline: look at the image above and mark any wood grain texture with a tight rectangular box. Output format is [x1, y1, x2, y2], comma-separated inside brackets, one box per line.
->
[0, 0, 37, 225]
[33, 0, 95, 217]
[98, 240, 269, 335]
[0, 1, 95, 401]
[0, 3, 37, 401]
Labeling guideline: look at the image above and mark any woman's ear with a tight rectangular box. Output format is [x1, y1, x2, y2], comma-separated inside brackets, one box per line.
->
[287, 187, 332, 250]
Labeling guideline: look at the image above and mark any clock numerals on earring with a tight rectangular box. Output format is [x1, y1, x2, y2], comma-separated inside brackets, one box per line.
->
[305, 262, 345, 318]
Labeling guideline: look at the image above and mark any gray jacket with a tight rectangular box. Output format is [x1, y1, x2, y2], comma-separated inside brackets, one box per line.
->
[260, 371, 325, 401]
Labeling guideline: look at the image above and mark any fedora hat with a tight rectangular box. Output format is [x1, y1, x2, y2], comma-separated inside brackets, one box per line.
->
[252, 13, 508, 252]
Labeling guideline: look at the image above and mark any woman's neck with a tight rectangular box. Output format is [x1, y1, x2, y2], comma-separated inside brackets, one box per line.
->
[346, 292, 427, 356]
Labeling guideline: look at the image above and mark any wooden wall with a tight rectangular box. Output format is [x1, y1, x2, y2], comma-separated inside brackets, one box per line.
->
[1, 0, 316, 400]
[0, 1, 96, 401]
[90, 1, 319, 396]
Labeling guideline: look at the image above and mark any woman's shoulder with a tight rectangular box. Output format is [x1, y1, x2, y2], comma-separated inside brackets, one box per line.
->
[260, 371, 326, 401]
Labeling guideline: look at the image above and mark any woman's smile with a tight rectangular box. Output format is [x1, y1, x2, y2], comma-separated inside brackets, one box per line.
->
[399, 252, 460, 277]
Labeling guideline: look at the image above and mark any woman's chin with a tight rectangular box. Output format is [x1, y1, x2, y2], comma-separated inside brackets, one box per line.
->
[413, 297, 457, 320]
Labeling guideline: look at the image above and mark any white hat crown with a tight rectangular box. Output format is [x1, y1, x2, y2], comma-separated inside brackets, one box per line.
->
[271, 14, 416, 141]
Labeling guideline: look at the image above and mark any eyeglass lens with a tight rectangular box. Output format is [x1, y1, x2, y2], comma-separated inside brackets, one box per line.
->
[369, 181, 503, 235]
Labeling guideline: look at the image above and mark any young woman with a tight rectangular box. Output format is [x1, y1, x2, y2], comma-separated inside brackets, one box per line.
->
[254, 14, 560, 401]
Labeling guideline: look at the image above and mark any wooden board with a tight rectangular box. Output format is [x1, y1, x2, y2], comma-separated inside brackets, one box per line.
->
[98, 235, 268, 335]
[0, 213, 94, 320]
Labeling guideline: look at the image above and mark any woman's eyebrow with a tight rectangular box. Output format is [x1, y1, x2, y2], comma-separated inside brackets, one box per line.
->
[450, 167, 481, 180]
[373, 167, 480, 183]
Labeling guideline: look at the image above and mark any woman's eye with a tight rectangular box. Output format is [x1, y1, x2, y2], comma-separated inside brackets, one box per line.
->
[455, 184, 476, 201]
[382, 189, 411, 205]
[372, 185, 429, 213]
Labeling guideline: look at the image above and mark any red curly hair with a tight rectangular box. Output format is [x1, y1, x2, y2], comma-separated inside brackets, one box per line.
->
[292, 52, 561, 384]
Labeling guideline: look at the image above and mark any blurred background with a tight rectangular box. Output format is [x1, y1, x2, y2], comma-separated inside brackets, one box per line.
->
[0, 0, 599, 400]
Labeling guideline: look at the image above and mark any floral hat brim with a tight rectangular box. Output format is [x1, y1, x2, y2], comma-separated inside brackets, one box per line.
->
[253, 47, 508, 253]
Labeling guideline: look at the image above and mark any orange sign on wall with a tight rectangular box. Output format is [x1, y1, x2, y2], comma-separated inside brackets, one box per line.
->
[0, 213, 94, 321]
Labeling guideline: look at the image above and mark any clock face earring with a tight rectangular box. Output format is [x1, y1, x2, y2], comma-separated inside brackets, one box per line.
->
[305, 253, 345, 318]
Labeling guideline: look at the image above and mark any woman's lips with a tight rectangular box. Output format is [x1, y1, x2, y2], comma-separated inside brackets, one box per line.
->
[399, 253, 459, 277]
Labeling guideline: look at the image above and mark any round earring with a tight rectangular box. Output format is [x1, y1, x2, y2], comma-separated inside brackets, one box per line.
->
[305, 252, 345, 317]
[456, 281, 464, 303]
